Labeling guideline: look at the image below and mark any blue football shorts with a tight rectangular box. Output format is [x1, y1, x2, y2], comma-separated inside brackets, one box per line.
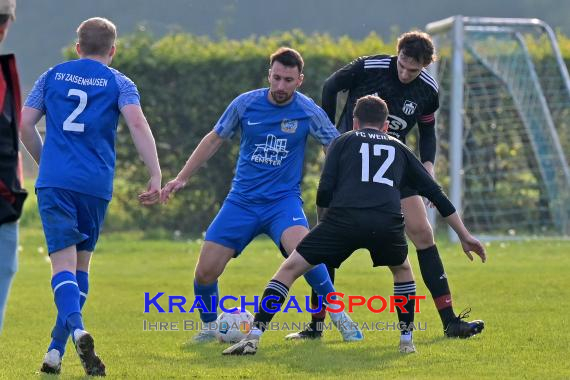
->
[205, 195, 309, 256]
[37, 187, 109, 254]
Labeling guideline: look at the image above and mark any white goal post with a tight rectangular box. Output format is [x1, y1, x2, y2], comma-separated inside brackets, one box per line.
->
[426, 16, 570, 240]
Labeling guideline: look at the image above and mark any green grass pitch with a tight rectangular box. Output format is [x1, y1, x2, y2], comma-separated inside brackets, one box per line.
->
[1, 227, 569, 379]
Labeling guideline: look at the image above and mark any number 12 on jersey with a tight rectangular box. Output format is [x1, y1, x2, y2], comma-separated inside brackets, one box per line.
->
[359, 143, 395, 186]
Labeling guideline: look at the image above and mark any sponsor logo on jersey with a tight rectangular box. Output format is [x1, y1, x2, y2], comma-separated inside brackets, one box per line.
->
[387, 114, 408, 134]
[251, 134, 289, 166]
[402, 100, 417, 115]
[281, 119, 298, 134]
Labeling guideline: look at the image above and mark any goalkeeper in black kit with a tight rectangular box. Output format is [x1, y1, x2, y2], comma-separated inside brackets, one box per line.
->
[289, 31, 487, 340]
[222, 95, 487, 356]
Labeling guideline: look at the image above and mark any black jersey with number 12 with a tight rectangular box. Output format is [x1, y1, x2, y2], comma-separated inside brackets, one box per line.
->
[317, 128, 455, 217]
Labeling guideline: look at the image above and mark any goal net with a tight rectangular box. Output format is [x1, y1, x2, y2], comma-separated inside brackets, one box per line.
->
[426, 17, 570, 239]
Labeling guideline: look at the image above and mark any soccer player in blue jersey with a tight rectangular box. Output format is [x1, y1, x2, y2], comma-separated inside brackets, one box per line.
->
[20, 17, 161, 376]
[161, 47, 363, 343]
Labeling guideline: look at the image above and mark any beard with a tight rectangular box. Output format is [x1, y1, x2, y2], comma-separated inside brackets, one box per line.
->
[270, 90, 293, 104]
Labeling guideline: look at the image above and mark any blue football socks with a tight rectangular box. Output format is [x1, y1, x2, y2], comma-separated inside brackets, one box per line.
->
[48, 270, 89, 355]
[194, 280, 219, 323]
[51, 271, 84, 339]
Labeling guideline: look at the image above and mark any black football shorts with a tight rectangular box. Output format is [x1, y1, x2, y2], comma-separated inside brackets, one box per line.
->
[296, 207, 408, 268]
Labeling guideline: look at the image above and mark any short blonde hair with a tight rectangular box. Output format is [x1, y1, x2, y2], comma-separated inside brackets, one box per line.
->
[77, 17, 116, 56]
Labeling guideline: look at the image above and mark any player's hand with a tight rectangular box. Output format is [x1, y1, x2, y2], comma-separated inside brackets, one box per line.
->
[138, 175, 161, 206]
[160, 177, 187, 204]
[459, 233, 487, 263]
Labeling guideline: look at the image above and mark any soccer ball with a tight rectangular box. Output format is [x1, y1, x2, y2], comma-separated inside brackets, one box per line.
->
[215, 310, 254, 343]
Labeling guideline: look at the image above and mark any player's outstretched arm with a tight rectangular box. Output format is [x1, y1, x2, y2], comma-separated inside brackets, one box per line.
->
[406, 147, 486, 263]
[444, 213, 487, 263]
[20, 106, 44, 165]
[160, 131, 225, 203]
[121, 104, 162, 206]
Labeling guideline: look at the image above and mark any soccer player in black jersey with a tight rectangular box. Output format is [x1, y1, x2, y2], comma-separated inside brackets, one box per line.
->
[290, 31, 486, 340]
[222, 95, 486, 356]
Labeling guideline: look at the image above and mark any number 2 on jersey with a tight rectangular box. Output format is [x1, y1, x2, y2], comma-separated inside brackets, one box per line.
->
[359, 143, 395, 186]
[63, 89, 87, 132]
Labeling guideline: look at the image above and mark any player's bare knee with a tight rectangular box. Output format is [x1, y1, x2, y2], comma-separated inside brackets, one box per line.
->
[50, 258, 76, 274]
[194, 266, 220, 286]
[76, 251, 92, 272]
[390, 259, 411, 275]
[406, 223, 435, 248]
[390, 260, 414, 283]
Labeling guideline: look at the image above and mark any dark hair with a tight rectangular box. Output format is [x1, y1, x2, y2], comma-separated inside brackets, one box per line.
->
[0, 14, 10, 25]
[397, 31, 436, 65]
[77, 17, 116, 56]
[269, 47, 304, 73]
[353, 95, 389, 126]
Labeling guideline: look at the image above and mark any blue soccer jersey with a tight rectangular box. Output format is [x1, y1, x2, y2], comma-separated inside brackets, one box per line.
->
[214, 88, 340, 204]
[24, 58, 140, 200]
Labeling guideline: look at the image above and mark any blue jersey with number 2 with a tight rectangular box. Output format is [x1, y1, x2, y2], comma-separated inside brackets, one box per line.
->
[25, 58, 140, 200]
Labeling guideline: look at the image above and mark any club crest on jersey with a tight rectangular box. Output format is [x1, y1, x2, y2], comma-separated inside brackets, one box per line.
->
[281, 119, 298, 134]
[402, 100, 417, 115]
